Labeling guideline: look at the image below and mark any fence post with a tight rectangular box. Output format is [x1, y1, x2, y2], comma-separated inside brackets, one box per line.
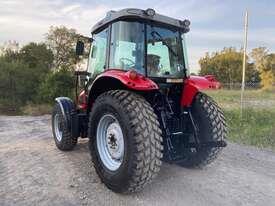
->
[240, 10, 248, 119]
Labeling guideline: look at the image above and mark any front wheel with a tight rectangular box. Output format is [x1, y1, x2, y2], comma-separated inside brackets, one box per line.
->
[178, 92, 227, 168]
[88, 90, 163, 193]
[52, 103, 77, 151]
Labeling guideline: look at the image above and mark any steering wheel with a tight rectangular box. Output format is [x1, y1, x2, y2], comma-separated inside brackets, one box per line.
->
[119, 58, 135, 69]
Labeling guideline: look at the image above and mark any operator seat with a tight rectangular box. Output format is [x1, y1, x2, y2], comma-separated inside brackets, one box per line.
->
[147, 54, 160, 76]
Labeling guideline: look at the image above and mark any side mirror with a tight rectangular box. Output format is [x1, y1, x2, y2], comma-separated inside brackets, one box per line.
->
[76, 40, 84, 56]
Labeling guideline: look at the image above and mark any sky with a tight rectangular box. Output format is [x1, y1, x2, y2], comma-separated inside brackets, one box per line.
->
[1, 0, 275, 73]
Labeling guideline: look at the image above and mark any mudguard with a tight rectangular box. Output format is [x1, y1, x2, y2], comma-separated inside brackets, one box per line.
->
[91, 69, 159, 91]
[181, 78, 200, 107]
[55, 97, 79, 138]
[87, 70, 159, 106]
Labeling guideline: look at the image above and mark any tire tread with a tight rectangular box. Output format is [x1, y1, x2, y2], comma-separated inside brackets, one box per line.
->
[89, 90, 163, 193]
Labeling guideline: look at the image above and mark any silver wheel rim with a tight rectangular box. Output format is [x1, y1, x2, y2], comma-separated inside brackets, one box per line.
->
[96, 114, 124, 171]
[54, 114, 63, 142]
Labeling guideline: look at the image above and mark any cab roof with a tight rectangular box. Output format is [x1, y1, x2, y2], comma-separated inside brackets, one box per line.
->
[91, 8, 190, 34]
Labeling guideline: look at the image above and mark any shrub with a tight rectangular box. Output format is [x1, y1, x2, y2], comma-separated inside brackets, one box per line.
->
[0, 58, 41, 108]
[21, 103, 52, 116]
[37, 68, 75, 103]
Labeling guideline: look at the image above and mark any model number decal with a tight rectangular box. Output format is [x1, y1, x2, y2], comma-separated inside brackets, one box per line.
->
[166, 79, 183, 83]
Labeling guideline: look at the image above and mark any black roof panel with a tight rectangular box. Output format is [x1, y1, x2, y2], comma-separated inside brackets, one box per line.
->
[91, 8, 190, 34]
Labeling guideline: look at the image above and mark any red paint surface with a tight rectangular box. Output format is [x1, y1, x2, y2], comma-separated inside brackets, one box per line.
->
[189, 75, 221, 90]
[77, 90, 88, 110]
[181, 78, 199, 107]
[94, 69, 159, 90]
[87, 69, 219, 108]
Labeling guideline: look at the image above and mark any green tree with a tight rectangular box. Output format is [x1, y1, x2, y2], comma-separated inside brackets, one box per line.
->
[0, 42, 54, 109]
[199, 47, 258, 87]
[0, 57, 39, 108]
[37, 69, 74, 103]
[2, 49, 21, 62]
[250, 47, 268, 70]
[20, 42, 53, 72]
[250, 47, 275, 89]
[46, 26, 80, 71]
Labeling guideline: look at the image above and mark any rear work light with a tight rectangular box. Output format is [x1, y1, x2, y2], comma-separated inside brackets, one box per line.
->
[144, 8, 155, 17]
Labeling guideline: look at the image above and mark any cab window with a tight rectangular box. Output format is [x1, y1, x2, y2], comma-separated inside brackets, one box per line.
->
[109, 21, 145, 74]
[88, 28, 108, 77]
[146, 25, 184, 78]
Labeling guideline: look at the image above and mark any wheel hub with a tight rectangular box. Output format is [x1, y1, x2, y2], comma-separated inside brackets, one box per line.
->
[54, 114, 63, 142]
[96, 114, 124, 171]
[106, 122, 124, 160]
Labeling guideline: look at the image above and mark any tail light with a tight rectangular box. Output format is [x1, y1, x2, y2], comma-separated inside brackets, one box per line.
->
[128, 70, 138, 80]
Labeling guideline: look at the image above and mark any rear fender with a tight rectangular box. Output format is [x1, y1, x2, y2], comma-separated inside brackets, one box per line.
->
[93, 69, 158, 90]
[181, 78, 200, 107]
[88, 70, 158, 106]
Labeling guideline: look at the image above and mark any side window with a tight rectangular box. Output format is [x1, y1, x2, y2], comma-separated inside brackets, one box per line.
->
[88, 28, 108, 76]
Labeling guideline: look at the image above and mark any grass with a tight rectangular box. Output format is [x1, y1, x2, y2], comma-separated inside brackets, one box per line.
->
[0, 100, 52, 116]
[206, 89, 275, 150]
[21, 103, 52, 116]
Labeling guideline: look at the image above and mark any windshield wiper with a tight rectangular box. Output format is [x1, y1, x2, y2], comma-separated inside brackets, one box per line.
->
[150, 31, 178, 57]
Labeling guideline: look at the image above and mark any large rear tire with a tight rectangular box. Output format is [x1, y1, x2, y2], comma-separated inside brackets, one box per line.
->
[88, 90, 163, 193]
[178, 92, 227, 168]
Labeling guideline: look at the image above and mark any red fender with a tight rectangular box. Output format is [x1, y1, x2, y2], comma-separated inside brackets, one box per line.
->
[83, 69, 158, 109]
[93, 69, 159, 90]
[181, 78, 199, 107]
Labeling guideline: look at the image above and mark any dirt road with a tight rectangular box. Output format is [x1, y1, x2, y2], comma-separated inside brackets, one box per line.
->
[0, 115, 274, 206]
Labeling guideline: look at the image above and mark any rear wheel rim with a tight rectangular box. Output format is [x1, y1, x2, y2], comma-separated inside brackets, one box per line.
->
[96, 114, 124, 171]
[54, 114, 63, 142]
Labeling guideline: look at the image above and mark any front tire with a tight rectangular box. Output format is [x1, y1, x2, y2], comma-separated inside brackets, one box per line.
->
[178, 92, 227, 168]
[88, 90, 163, 193]
[52, 103, 77, 151]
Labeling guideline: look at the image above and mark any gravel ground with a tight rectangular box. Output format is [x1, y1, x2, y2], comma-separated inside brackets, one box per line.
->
[0, 115, 275, 206]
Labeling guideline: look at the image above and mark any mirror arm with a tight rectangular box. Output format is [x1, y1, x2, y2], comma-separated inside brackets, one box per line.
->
[77, 35, 94, 43]
[74, 71, 91, 76]
[75, 73, 79, 104]
[74, 71, 91, 103]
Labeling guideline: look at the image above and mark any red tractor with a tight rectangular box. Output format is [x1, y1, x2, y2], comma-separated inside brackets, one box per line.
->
[52, 8, 227, 193]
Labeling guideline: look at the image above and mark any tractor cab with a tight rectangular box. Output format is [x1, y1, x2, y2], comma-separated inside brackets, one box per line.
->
[76, 8, 190, 83]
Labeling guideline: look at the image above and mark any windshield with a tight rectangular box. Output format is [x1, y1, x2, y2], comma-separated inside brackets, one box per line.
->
[108, 21, 188, 78]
